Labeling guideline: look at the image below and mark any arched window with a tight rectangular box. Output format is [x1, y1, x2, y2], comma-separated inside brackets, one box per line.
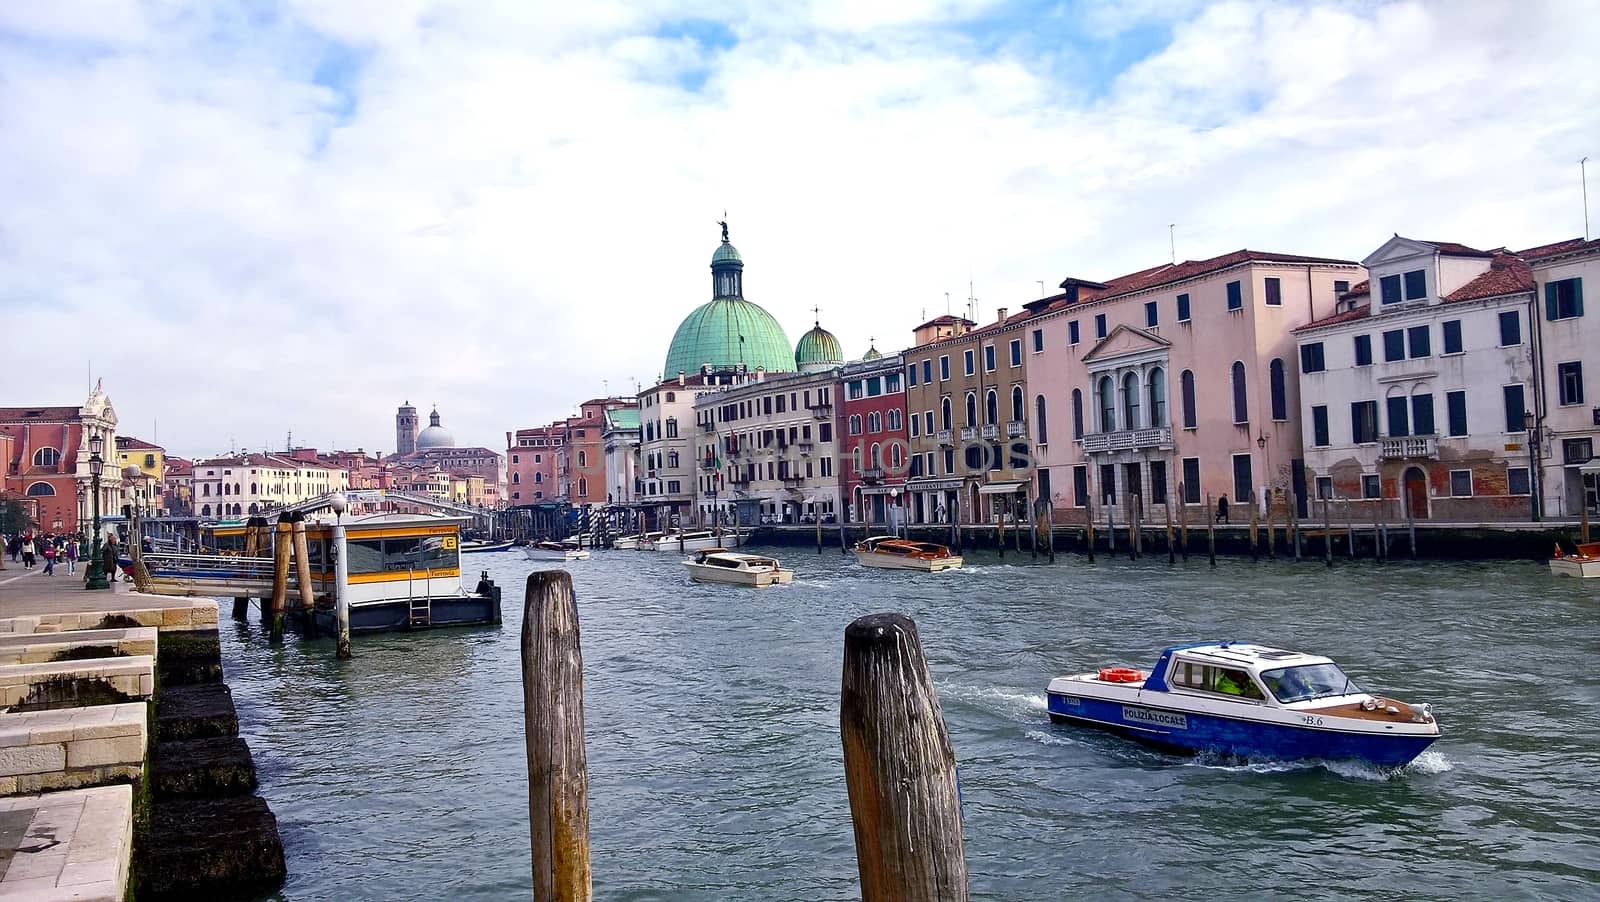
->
[1269, 358, 1287, 420]
[222, 483, 230, 496]
[248, 503, 259, 515]
[941, 397, 952, 430]
[985, 389, 998, 425]
[965, 393, 977, 427]
[1148, 368, 1167, 427]
[666, 451, 679, 468]
[1098, 376, 1116, 432]
[578, 478, 588, 496]
[869, 412, 881, 433]
[889, 409, 902, 431]
[232, 504, 242, 516]
[1072, 389, 1084, 440]
[233, 483, 241, 496]
[1231, 361, 1248, 423]
[250, 483, 257, 494]
[1181, 370, 1197, 428]
[534, 472, 543, 484]
[891, 443, 904, 467]
[513, 472, 521, 484]
[1011, 385, 1024, 423]
[870, 443, 881, 467]
[201, 504, 211, 517]
[25, 481, 54, 496]
[202, 484, 211, 497]
[578, 450, 587, 468]
[1121, 373, 1141, 429]
[849, 415, 862, 435]
[32, 447, 60, 468]
[1036, 395, 1049, 444]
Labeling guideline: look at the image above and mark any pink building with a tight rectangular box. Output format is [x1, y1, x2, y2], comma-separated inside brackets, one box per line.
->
[506, 425, 562, 506]
[839, 352, 909, 524]
[1029, 249, 1363, 524]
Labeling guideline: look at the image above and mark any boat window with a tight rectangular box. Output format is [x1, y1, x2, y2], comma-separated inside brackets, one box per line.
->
[418, 536, 459, 571]
[1169, 660, 1263, 700]
[1259, 664, 1358, 704]
[347, 538, 386, 573]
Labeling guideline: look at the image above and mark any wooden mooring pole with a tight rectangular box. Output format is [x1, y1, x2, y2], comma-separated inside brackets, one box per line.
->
[270, 514, 292, 644]
[1178, 485, 1189, 561]
[1084, 494, 1096, 563]
[521, 571, 593, 902]
[1406, 505, 1417, 559]
[1206, 493, 1216, 568]
[1582, 499, 1591, 544]
[1372, 500, 1384, 563]
[292, 512, 316, 639]
[1165, 496, 1175, 565]
[1344, 499, 1355, 560]
[1265, 495, 1276, 560]
[1321, 495, 1333, 568]
[841, 613, 969, 902]
[1291, 493, 1302, 563]
[1249, 498, 1260, 562]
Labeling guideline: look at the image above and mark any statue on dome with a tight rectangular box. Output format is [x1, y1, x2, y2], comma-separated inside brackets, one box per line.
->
[719, 219, 729, 242]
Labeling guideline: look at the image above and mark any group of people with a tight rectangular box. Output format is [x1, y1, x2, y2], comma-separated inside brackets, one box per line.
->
[3, 531, 122, 580]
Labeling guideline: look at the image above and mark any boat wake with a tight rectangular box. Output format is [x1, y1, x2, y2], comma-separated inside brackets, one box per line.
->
[1182, 748, 1455, 782]
[943, 684, 1048, 723]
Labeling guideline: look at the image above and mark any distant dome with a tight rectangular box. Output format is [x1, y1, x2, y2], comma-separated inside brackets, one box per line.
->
[415, 408, 455, 449]
[662, 225, 794, 377]
[795, 323, 843, 373]
[862, 342, 883, 361]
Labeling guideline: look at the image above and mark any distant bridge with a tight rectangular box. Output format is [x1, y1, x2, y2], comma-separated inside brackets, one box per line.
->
[279, 489, 492, 521]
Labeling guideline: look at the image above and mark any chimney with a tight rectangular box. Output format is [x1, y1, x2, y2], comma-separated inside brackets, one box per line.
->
[678, 371, 686, 386]
[997, 307, 1008, 323]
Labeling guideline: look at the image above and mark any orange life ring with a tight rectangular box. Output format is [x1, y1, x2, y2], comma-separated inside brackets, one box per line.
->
[1553, 543, 1564, 559]
[1098, 667, 1145, 683]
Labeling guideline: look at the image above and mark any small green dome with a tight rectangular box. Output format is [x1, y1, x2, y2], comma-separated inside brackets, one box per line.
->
[862, 343, 883, 360]
[712, 242, 743, 265]
[795, 324, 844, 370]
[664, 298, 795, 377]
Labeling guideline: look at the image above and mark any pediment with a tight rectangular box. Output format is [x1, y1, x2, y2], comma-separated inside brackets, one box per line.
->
[1361, 235, 1435, 268]
[1081, 324, 1170, 363]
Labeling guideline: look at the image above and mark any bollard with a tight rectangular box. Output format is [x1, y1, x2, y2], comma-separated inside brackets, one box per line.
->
[1206, 493, 1216, 568]
[292, 512, 316, 639]
[270, 515, 292, 644]
[841, 613, 969, 902]
[521, 571, 593, 902]
[232, 597, 249, 621]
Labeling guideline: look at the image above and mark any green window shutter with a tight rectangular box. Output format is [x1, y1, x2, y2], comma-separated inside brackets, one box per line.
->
[1546, 282, 1559, 320]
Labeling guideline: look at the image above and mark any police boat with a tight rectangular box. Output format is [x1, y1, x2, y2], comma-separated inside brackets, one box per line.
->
[1046, 642, 1440, 767]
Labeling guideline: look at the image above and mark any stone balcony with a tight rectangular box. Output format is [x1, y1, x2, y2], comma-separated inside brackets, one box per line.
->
[861, 467, 884, 485]
[1379, 435, 1438, 460]
[937, 430, 953, 446]
[960, 427, 978, 441]
[1007, 421, 1026, 438]
[1081, 425, 1173, 454]
[982, 424, 999, 440]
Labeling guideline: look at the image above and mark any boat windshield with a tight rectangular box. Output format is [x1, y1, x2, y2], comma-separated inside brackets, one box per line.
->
[1259, 664, 1360, 703]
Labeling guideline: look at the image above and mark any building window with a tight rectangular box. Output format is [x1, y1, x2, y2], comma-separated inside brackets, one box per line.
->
[1095, 313, 1107, 339]
[923, 360, 933, 383]
[940, 356, 950, 381]
[1507, 467, 1531, 496]
[1269, 358, 1287, 421]
[1230, 361, 1248, 424]
[1180, 370, 1197, 429]
[1098, 376, 1116, 432]
[1011, 385, 1024, 422]
[1449, 469, 1473, 497]
[1176, 293, 1191, 323]
[1031, 329, 1043, 353]
[986, 389, 999, 425]
[1035, 395, 1048, 444]
[1503, 384, 1526, 433]
[1068, 320, 1080, 345]
[965, 393, 977, 427]
[909, 412, 919, 438]
[1226, 280, 1242, 311]
[1563, 438, 1594, 464]
[1071, 389, 1084, 440]
[31, 447, 60, 468]
[1354, 334, 1373, 367]
[1148, 368, 1167, 427]
[849, 415, 862, 435]
[25, 481, 55, 496]
[984, 345, 996, 372]
[1009, 339, 1021, 367]
[1311, 406, 1329, 447]
[1442, 320, 1463, 355]
[1545, 278, 1584, 320]
[925, 411, 935, 435]
[1145, 301, 1158, 327]
[941, 398, 952, 431]
[1558, 361, 1585, 405]
[1231, 454, 1252, 502]
[1150, 460, 1168, 503]
[1352, 400, 1379, 444]
[1446, 390, 1468, 436]
[1300, 342, 1325, 374]
[1497, 310, 1521, 346]
[1386, 396, 1409, 437]
[1073, 465, 1089, 507]
[1315, 475, 1332, 499]
[1380, 274, 1402, 304]
[1362, 474, 1381, 499]
[1099, 463, 1116, 504]
[1407, 325, 1430, 358]
[1382, 329, 1405, 362]
[1121, 374, 1140, 430]
[1404, 269, 1426, 300]
[1264, 277, 1282, 306]
[964, 349, 976, 376]
[1334, 279, 1350, 295]
[1182, 458, 1200, 504]
[907, 365, 918, 388]
[1412, 394, 1435, 435]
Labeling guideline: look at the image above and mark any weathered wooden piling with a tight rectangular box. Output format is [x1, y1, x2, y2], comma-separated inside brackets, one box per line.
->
[1206, 493, 1216, 567]
[1178, 486, 1189, 561]
[997, 505, 1006, 559]
[1344, 499, 1355, 559]
[1164, 498, 1175, 565]
[1084, 495, 1096, 563]
[1106, 503, 1116, 555]
[1248, 499, 1260, 561]
[1406, 506, 1417, 559]
[1321, 496, 1333, 567]
[520, 571, 592, 902]
[270, 515, 292, 644]
[1582, 500, 1591, 544]
[816, 515, 823, 555]
[292, 512, 316, 638]
[1291, 493, 1302, 562]
[1372, 501, 1384, 563]
[840, 613, 968, 902]
[1266, 495, 1276, 560]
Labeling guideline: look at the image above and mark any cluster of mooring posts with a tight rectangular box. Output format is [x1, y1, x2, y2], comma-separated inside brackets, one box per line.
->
[232, 510, 352, 658]
[520, 570, 967, 901]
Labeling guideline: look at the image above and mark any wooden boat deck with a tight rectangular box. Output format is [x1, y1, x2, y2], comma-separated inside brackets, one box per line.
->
[1305, 698, 1419, 722]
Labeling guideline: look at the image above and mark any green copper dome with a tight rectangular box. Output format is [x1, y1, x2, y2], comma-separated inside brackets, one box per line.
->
[795, 323, 843, 371]
[862, 342, 883, 360]
[663, 298, 795, 376]
[712, 242, 743, 265]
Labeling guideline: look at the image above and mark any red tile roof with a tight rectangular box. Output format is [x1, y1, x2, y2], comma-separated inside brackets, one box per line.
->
[1339, 279, 1369, 301]
[0, 406, 81, 422]
[1518, 237, 1600, 260]
[913, 314, 975, 331]
[1296, 304, 1372, 332]
[115, 436, 163, 451]
[1443, 254, 1533, 302]
[1077, 249, 1357, 305]
[1418, 240, 1493, 258]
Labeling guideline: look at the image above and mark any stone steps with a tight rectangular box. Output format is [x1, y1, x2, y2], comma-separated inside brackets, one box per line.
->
[0, 628, 158, 667]
[151, 737, 257, 799]
[135, 795, 285, 901]
[0, 656, 155, 711]
[0, 703, 147, 796]
[154, 684, 238, 743]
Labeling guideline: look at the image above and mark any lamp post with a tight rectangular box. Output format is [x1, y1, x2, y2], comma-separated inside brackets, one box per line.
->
[76, 484, 86, 534]
[1524, 412, 1541, 522]
[84, 434, 109, 590]
[1256, 431, 1271, 514]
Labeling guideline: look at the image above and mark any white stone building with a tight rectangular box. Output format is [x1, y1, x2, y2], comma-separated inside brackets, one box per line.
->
[693, 368, 842, 525]
[1525, 237, 1599, 518]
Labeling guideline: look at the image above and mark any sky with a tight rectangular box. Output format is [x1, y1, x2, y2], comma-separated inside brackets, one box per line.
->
[1, 0, 1595, 459]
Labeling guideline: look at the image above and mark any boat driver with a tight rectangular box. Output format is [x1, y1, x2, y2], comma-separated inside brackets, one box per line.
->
[1214, 668, 1262, 700]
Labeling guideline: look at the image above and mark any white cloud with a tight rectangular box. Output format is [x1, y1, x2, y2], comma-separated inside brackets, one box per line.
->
[0, 0, 1595, 458]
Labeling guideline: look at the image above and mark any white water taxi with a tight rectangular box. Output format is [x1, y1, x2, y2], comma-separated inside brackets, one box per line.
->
[1550, 542, 1600, 578]
[852, 536, 963, 572]
[652, 530, 748, 552]
[523, 541, 591, 561]
[683, 549, 794, 587]
[1046, 642, 1440, 767]
[613, 531, 664, 551]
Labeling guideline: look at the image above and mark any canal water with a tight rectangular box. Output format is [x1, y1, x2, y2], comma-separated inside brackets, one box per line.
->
[222, 548, 1600, 901]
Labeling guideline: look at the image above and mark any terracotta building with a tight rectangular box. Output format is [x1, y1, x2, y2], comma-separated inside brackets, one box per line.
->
[0, 382, 123, 534]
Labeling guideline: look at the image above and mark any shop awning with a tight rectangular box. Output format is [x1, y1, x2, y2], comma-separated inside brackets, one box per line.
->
[978, 480, 1029, 495]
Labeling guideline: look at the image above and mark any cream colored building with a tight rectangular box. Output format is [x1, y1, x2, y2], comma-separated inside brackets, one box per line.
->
[193, 452, 348, 518]
[693, 368, 842, 525]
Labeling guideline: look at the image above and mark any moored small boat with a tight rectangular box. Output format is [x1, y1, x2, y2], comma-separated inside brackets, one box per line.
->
[460, 539, 516, 553]
[652, 530, 747, 552]
[852, 536, 963, 571]
[1550, 542, 1600, 578]
[1046, 641, 1440, 767]
[683, 549, 794, 587]
[523, 541, 591, 561]
[613, 531, 663, 551]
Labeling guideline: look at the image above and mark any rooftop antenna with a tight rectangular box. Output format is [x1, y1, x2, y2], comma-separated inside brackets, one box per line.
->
[1037, 280, 1045, 297]
[1169, 224, 1176, 264]
[1582, 157, 1591, 241]
[944, 292, 950, 315]
[967, 281, 978, 322]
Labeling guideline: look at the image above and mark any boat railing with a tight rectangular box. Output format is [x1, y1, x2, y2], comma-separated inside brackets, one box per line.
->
[143, 551, 277, 581]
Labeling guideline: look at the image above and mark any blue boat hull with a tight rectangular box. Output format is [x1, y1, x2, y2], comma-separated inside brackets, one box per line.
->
[1047, 691, 1435, 767]
[291, 595, 502, 634]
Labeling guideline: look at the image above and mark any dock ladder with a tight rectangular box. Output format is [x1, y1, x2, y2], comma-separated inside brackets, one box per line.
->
[406, 566, 433, 629]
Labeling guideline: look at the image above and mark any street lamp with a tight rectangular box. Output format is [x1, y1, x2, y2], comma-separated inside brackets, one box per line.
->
[1524, 412, 1541, 522]
[83, 433, 109, 590]
[76, 484, 86, 532]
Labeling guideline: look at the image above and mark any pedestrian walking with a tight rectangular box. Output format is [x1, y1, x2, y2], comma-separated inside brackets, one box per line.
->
[1215, 494, 1231, 524]
[21, 534, 36, 569]
[103, 536, 119, 582]
[42, 542, 56, 576]
[65, 540, 78, 574]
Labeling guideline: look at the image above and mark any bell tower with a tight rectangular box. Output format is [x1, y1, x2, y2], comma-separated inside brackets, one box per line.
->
[396, 401, 418, 456]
